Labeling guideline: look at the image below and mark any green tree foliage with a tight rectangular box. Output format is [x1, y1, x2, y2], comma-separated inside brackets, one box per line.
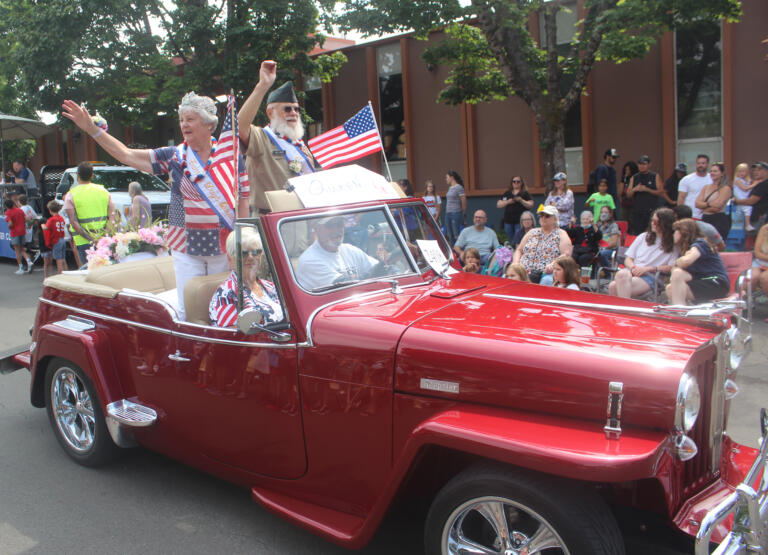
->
[0, 0, 345, 131]
[322, 0, 741, 178]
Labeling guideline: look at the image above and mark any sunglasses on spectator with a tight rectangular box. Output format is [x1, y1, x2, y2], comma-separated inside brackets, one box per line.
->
[282, 106, 300, 114]
[243, 249, 263, 257]
[512, 179, 521, 183]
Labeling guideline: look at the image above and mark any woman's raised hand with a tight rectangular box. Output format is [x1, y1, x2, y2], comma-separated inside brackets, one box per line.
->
[62, 100, 98, 134]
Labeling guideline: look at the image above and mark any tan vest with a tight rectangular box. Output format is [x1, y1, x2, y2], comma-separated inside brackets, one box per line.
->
[245, 125, 316, 212]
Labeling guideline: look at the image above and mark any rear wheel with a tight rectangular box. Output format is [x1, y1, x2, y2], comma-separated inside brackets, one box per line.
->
[44, 357, 118, 466]
[425, 464, 624, 555]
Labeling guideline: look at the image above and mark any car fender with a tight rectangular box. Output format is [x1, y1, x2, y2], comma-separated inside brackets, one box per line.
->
[31, 323, 123, 409]
[398, 406, 670, 483]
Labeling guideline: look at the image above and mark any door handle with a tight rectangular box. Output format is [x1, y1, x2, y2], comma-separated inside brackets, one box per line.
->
[168, 350, 190, 362]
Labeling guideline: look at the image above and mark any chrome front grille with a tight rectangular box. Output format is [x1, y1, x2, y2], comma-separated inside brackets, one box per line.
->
[682, 339, 726, 496]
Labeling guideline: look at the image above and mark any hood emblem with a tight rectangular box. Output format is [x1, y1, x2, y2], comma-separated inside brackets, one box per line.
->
[604, 381, 624, 440]
[420, 378, 460, 394]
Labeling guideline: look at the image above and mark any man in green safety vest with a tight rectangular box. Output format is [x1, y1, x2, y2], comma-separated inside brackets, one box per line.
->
[63, 162, 115, 265]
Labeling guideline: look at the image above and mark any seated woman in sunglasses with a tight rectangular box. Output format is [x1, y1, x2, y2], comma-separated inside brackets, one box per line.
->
[209, 227, 284, 327]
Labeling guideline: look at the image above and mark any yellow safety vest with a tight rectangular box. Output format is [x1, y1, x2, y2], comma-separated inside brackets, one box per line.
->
[69, 183, 110, 246]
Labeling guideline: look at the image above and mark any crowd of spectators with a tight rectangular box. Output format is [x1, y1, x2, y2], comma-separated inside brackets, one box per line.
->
[432, 154, 768, 310]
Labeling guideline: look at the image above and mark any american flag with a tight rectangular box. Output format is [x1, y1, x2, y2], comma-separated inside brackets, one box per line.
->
[209, 96, 247, 215]
[307, 104, 382, 169]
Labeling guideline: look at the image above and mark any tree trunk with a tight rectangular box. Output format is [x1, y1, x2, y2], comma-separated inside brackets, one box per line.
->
[536, 114, 567, 194]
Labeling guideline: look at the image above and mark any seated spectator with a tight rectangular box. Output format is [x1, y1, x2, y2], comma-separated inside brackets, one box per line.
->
[511, 211, 536, 248]
[504, 263, 530, 281]
[667, 218, 730, 304]
[751, 223, 768, 299]
[673, 204, 725, 251]
[454, 209, 499, 265]
[552, 255, 581, 290]
[597, 206, 620, 267]
[210, 228, 283, 327]
[609, 207, 678, 298]
[462, 247, 482, 273]
[513, 205, 572, 285]
[568, 210, 602, 268]
[297, 216, 378, 290]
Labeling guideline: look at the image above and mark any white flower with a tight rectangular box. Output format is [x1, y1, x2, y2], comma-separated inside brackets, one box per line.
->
[115, 241, 130, 259]
[288, 157, 303, 175]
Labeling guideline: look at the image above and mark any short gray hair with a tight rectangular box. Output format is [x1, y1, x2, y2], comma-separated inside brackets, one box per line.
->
[226, 227, 262, 259]
[178, 91, 218, 130]
[581, 210, 594, 221]
[128, 181, 142, 197]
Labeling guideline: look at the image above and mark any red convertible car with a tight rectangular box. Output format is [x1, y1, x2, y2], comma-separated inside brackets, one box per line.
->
[2, 197, 765, 554]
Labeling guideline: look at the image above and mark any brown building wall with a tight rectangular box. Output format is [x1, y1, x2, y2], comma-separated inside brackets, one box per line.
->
[405, 33, 464, 195]
[590, 42, 667, 176]
[474, 97, 536, 194]
[730, 0, 768, 167]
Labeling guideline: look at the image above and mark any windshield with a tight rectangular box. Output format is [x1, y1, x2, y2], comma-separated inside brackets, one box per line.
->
[280, 203, 450, 293]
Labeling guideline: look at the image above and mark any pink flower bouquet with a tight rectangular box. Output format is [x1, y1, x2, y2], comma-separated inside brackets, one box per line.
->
[86, 224, 168, 270]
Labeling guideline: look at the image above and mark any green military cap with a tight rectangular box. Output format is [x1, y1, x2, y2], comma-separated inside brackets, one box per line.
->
[267, 81, 298, 104]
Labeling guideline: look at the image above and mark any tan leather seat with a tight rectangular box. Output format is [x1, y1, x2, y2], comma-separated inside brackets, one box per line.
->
[184, 272, 230, 325]
[86, 255, 176, 293]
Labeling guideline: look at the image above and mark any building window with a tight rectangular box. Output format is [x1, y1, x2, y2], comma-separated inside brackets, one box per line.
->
[675, 21, 723, 167]
[303, 75, 323, 141]
[377, 43, 406, 162]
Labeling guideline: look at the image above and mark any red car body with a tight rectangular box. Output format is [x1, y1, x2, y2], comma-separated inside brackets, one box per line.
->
[4, 198, 765, 554]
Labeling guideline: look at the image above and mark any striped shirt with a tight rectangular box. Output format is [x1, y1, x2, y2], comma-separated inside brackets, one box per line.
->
[209, 271, 283, 327]
[151, 146, 249, 256]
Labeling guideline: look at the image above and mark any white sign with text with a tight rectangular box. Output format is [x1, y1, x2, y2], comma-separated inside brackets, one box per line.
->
[288, 164, 399, 208]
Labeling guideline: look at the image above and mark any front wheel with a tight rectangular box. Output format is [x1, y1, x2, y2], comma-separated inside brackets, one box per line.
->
[44, 357, 118, 466]
[425, 464, 624, 555]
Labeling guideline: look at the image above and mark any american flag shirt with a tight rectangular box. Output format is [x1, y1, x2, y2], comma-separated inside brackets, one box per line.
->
[150, 146, 249, 256]
[208, 271, 283, 327]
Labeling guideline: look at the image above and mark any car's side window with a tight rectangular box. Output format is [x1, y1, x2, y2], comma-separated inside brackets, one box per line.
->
[208, 223, 286, 328]
[389, 203, 452, 272]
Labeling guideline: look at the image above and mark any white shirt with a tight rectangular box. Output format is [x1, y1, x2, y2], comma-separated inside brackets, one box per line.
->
[626, 232, 679, 267]
[297, 241, 378, 290]
[678, 172, 712, 219]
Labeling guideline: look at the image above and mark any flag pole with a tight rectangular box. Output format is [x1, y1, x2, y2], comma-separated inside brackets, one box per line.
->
[231, 89, 239, 220]
[368, 101, 392, 182]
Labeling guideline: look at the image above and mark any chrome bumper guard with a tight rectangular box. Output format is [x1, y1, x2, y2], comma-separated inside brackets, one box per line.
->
[695, 410, 768, 555]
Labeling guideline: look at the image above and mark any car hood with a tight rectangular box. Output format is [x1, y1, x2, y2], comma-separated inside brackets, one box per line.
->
[390, 273, 721, 431]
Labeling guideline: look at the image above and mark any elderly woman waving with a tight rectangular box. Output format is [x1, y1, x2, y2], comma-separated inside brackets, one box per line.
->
[62, 94, 250, 320]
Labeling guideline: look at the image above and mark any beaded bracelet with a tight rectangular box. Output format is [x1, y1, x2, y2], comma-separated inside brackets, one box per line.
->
[91, 128, 104, 139]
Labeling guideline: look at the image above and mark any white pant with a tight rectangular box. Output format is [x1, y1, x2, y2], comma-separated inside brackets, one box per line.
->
[172, 251, 229, 320]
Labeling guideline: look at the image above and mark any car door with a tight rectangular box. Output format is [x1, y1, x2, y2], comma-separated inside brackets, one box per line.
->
[130, 222, 306, 479]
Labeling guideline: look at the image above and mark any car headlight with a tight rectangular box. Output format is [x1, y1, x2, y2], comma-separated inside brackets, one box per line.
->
[675, 373, 701, 433]
[726, 326, 745, 372]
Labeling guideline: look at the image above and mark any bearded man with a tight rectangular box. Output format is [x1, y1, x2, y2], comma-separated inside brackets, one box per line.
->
[238, 60, 319, 214]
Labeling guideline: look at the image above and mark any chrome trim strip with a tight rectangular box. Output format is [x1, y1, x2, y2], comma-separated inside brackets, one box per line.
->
[53, 316, 96, 332]
[39, 297, 298, 349]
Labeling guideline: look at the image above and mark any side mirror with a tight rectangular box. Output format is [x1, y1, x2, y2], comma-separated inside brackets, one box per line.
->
[237, 308, 264, 335]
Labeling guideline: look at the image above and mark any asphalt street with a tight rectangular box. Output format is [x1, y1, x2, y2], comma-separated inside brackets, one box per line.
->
[0, 258, 765, 554]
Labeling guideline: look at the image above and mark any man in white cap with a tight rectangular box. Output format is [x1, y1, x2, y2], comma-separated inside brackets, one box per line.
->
[296, 216, 378, 291]
[239, 60, 319, 214]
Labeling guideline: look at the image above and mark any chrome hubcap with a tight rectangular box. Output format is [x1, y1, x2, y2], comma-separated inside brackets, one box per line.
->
[443, 496, 569, 555]
[51, 367, 95, 453]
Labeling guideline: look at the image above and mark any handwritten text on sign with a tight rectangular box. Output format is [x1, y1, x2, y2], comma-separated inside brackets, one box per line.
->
[288, 165, 399, 208]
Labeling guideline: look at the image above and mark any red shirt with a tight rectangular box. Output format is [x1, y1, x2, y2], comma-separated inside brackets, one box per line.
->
[44, 214, 66, 248]
[4, 207, 26, 238]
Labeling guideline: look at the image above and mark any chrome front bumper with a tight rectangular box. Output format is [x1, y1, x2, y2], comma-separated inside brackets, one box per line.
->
[696, 411, 768, 554]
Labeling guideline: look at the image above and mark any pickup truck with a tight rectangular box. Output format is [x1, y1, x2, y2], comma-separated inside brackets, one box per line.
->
[2, 194, 765, 554]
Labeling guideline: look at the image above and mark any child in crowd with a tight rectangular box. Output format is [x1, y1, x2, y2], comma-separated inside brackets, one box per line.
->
[44, 200, 67, 275]
[18, 194, 40, 265]
[504, 263, 530, 282]
[584, 179, 616, 221]
[462, 247, 482, 273]
[552, 255, 581, 290]
[732, 163, 754, 231]
[4, 198, 32, 274]
[422, 179, 441, 221]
